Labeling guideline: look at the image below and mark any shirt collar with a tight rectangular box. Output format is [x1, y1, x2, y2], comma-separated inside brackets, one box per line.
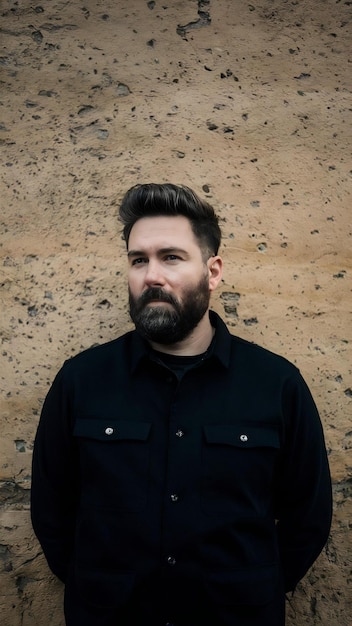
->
[129, 310, 232, 373]
[207, 310, 232, 368]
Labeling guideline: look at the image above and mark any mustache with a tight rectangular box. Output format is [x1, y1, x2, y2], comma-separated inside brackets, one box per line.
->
[136, 287, 178, 308]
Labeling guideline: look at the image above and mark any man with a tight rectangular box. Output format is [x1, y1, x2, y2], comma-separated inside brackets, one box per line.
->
[31, 183, 332, 626]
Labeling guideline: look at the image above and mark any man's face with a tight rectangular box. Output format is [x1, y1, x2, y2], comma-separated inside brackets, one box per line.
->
[127, 215, 212, 345]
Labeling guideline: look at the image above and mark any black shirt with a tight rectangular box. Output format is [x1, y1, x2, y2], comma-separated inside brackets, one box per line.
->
[31, 311, 332, 626]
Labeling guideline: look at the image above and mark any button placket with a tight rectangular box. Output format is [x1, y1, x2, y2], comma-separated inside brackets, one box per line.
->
[163, 421, 185, 576]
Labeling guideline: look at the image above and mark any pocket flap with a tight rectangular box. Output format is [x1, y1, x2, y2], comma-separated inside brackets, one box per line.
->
[204, 563, 278, 606]
[73, 419, 151, 441]
[203, 424, 280, 449]
[76, 568, 135, 607]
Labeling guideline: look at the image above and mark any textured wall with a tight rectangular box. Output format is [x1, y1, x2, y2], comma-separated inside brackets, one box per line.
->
[1, 0, 351, 624]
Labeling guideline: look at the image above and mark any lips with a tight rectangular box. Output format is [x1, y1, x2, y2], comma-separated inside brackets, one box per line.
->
[144, 300, 174, 311]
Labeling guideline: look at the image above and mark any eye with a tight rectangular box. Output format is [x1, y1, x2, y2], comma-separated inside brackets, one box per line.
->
[131, 257, 147, 266]
[164, 254, 181, 262]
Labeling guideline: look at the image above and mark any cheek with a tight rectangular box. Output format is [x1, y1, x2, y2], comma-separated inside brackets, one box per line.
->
[127, 272, 142, 295]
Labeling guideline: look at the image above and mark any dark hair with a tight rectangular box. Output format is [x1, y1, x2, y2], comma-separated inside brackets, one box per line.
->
[119, 183, 221, 258]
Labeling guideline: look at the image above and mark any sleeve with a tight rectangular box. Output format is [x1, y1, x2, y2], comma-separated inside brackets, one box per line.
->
[275, 370, 333, 593]
[30, 363, 79, 582]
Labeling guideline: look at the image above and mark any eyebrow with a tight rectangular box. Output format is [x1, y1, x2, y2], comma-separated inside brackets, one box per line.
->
[127, 247, 189, 258]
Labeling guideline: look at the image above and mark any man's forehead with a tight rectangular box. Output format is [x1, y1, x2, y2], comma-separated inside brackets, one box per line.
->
[128, 214, 196, 247]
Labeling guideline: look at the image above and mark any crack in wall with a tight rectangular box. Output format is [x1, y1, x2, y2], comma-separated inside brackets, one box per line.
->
[177, 0, 211, 37]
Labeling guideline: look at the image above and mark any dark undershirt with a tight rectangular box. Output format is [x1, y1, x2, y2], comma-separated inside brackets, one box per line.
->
[151, 334, 216, 380]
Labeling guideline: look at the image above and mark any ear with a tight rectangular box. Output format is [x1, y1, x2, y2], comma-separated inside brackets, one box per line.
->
[207, 256, 223, 291]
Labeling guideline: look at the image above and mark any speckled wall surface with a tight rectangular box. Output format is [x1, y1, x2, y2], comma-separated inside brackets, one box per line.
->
[1, 1, 351, 624]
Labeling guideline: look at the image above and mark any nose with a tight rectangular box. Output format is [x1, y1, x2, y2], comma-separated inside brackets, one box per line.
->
[144, 260, 165, 287]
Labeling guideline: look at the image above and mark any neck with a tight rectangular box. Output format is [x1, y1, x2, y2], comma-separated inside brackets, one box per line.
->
[149, 311, 214, 356]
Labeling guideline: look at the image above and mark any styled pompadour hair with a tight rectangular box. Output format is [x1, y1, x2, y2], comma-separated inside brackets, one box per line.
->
[119, 183, 221, 259]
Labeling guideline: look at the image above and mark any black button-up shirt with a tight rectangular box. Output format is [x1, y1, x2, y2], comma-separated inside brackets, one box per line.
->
[31, 311, 332, 626]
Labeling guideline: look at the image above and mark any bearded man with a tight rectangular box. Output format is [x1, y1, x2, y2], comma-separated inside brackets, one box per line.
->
[31, 183, 332, 626]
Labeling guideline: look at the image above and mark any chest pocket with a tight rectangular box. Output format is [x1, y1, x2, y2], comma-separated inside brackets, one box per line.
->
[74, 419, 151, 512]
[201, 424, 280, 516]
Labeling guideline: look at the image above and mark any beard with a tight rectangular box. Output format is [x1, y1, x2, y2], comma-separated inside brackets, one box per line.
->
[129, 273, 210, 345]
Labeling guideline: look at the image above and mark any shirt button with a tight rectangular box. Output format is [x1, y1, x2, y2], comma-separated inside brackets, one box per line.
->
[105, 427, 114, 435]
[240, 434, 248, 442]
[175, 429, 184, 437]
[170, 494, 179, 502]
[167, 556, 176, 566]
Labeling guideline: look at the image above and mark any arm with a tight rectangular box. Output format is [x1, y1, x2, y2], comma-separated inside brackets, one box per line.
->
[31, 364, 78, 582]
[275, 371, 332, 592]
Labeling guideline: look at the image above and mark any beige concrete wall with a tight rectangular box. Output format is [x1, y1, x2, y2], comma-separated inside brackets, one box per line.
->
[1, 0, 351, 623]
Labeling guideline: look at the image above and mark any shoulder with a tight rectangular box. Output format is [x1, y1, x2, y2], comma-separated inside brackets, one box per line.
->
[227, 334, 315, 411]
[61, 330, 135, 374]
[211, 311, 300, 379]
[230, 332, 300, 377]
